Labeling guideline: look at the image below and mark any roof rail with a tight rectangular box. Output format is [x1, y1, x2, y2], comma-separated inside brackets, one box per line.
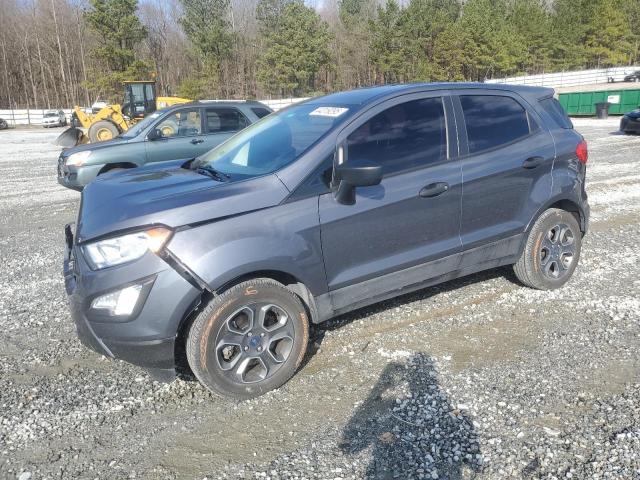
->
[198, 99, 254, 103]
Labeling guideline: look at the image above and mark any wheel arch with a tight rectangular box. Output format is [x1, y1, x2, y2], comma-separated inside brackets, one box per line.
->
[173, 270, 318, 373]
[526, 197, 587, 235]
[97, 162, 138, 175]
[517, 198, 586, 260]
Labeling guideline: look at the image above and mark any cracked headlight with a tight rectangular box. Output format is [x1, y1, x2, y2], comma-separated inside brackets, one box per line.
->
[82, 227, 172, 270]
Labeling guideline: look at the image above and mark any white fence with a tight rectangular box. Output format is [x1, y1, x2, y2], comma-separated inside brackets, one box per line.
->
[0, 98, 307, 127]
[486, 66, 640, 88]
[261, 97, 308, 111]
[0, 108, 73, 126]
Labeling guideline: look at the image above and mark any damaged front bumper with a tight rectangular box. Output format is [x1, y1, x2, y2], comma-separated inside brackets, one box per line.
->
[62, 223, 202, 381]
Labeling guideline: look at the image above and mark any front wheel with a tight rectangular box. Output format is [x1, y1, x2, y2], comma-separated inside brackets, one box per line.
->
[514, 208, 582, 290]
[187, 278, 309, 400]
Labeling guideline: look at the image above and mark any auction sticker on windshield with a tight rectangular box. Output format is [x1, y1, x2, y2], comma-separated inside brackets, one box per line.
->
[309, 107, 349, 117]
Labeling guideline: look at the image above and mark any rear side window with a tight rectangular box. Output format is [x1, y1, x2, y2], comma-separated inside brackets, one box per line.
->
[251, 107, 272, 119]
[460, 95, 531, 153]
[539, 97, 573, 129]
[205, 107, 249, 133]
[346, 97, 447, 175]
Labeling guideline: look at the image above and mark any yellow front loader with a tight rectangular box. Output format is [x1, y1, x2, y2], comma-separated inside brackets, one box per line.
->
[56, 81, 190, 147]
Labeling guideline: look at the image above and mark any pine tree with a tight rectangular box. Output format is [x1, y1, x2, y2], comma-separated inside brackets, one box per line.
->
[584, 0, 633, 67]
[369, 0, 406, 83]
[256, 1, 332, 96]
[256, 0, 295, 33]
[336, 0, 376, 88]
[459, 0, 521, 80]
[179, 0, 235, 97]
[508, 0, 553, 74]
[85, 0, 152, 100]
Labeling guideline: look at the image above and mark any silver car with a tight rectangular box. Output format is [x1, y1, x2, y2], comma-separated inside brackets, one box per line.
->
[43, 110, 67, 128]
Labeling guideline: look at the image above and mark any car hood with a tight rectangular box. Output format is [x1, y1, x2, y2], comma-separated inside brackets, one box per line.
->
[624, 109, 640, 119]
[62, 135, 131, 156]
[77, 161, 290, 243]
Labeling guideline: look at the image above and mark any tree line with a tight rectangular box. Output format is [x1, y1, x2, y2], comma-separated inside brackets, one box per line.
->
[1, 0, 638, 109]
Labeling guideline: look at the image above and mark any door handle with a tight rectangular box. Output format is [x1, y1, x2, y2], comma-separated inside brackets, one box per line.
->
[522, 156, 544, 169]
[191, 138, 204, 144]
[419, 182, 449, 198]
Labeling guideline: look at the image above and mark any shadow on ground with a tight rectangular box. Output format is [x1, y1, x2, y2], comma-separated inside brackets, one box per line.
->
[304, 266, 517, 364]
[340, 353, 483, 479]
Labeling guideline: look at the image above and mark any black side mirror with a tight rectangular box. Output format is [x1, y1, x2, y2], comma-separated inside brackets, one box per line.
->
[333, 160, 383, 205]
[147, 128, 164, 141]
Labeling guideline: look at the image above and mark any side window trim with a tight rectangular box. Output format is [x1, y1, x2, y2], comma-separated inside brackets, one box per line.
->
[443, 95, 459, 159]
[198, 106, 206, 134]
[452, 93, 538, 158]
[335, 91, 453, 177]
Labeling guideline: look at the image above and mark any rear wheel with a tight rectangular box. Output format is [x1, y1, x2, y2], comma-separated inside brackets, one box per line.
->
[88, 120, 119, 143]
[187, 278, 309, 400]
[514, 208, 582, 290]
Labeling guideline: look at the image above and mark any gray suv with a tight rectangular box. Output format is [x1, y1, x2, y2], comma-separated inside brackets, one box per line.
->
[63, 84, 589, 399]
[57, 101, 272, 190]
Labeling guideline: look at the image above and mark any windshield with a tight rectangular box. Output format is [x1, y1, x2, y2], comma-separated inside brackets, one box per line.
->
[44, 112, 58, 117]
[198, 103, 350, 177]
[120, 111, 163, 138]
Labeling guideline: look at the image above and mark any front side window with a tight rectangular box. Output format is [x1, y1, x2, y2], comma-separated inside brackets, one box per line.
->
[122, 111, 162, 138]
[460, 95, 531, 153]
[205, 107, 249, 134]
[156, 109, 202, 138]
[346, 97, 447, 175]
[199, 103, 351, 177]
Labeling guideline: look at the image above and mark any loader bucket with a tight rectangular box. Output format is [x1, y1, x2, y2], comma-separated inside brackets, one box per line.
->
[55, 127, 88, 148]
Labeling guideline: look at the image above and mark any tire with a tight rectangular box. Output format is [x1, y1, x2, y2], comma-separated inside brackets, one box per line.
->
[513, 208, 582, 290]
[187, 278, 309, 400]
[88, 120, 119, 143]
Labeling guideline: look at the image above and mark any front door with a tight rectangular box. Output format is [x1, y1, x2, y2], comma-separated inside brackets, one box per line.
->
[145, 107, 206, 163]
[319, 94, 462, 308]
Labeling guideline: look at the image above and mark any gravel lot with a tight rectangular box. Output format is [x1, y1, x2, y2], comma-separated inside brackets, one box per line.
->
[0, 120, 638, 480]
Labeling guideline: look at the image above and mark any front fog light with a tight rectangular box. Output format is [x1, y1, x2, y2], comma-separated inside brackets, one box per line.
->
[92, 284, 142, 316]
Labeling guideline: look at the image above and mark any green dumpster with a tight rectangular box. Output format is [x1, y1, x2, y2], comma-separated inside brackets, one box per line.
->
[558, 89, 640, 116]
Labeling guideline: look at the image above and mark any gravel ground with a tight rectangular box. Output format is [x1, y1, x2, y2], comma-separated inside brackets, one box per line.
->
[0, 120, 638, 480]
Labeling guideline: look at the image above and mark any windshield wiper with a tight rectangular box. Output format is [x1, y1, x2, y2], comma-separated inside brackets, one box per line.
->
[195, 164, 230, 182]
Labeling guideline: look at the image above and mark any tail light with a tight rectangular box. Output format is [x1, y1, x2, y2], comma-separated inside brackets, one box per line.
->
[576, 139, 588, 164]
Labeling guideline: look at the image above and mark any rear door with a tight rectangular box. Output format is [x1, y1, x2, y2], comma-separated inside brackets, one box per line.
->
[144, 107, 206, 163]
[453, 92, 555, 251]
[201, 106, 250, 152]
[319, 93, 462, 305]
